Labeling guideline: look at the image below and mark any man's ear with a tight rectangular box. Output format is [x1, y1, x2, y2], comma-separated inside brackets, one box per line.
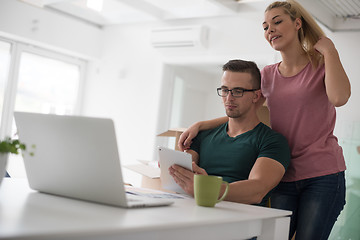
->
[253, 90, 262, 103]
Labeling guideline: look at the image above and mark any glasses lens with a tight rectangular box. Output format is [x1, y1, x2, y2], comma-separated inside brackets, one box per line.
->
[218, 88, 227, 97]
[231, 89, 244, 97]
[217, 88, 248, 97]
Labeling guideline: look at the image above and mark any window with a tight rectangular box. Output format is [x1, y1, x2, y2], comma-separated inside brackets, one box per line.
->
[0, 38, 86, 177]
[0, 41, 11, 127]
[15, 52, 81, 115]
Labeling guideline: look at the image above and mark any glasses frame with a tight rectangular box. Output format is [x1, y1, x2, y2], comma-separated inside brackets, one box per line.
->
[217, 87, 260, 98]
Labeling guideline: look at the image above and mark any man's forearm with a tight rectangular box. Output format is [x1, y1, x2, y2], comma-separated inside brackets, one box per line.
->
[220, 179, 268, 205]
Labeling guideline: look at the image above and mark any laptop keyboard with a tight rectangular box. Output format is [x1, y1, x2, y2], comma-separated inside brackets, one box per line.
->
[126, 191, 185, 199]
[127, 197, 141, 202]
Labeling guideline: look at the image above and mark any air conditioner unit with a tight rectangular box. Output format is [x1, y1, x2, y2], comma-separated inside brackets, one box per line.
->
[150, 26, 208, 48]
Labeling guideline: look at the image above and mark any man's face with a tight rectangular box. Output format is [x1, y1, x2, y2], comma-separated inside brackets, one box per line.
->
[220, 71, 255, 119]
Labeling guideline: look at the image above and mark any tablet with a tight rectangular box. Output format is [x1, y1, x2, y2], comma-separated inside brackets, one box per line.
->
[158, 146, 193, 194]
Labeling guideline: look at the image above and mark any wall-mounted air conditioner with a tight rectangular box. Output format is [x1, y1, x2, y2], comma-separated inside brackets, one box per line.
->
[150, 25, 208, 48]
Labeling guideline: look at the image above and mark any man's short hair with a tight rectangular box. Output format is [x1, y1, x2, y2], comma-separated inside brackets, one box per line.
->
[222, 60, 261, 89]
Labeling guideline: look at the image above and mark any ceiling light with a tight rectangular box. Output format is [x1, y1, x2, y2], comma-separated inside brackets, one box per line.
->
[86, 0, 103, 12]
[20, 0, 44, 7]
[235, 0, 264, 3]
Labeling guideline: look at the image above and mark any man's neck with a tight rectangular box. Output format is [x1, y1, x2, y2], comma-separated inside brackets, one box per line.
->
[227, 115, 260, 138]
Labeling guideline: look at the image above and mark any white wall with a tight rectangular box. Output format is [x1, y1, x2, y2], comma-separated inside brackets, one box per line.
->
[327, 30, 360, 128]
[82, 23, 165, 166]
[169, 66, 224, 128]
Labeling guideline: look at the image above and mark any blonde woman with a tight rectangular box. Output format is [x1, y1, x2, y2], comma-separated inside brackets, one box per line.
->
[178, 1, 350, 239]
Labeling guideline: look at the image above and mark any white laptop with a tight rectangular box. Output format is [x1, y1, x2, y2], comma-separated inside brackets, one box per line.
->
[14, 111, 173, 208]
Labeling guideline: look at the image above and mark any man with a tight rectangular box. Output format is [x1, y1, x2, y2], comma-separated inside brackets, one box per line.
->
[169, 59, 290, 206]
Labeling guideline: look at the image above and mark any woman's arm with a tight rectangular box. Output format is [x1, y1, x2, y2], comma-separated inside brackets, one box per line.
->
[314, 37, 351, 107]
[178, 116, 228, 151]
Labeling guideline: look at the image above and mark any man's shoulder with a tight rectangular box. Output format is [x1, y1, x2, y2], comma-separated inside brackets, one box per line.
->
[256, 123, 291, 169]
[197, 122, 227, 139]
[201, 122, 226, 134]
[191, 123, 227, 151]
[255, 122, 273, 133]
[255, 123, 288, 143]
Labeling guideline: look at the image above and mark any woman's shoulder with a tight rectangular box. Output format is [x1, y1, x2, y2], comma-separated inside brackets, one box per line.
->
[261, 62, 280, 75]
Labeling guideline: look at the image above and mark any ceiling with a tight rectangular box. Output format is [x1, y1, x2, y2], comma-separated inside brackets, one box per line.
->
[20, 0, 360, 31]
[299, 0, 360, 31]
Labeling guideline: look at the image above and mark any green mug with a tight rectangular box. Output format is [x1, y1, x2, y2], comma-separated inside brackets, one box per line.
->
[194, 174, 229, 207]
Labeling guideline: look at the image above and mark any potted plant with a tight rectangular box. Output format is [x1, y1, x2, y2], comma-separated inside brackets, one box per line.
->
[0, 136, 34, 185]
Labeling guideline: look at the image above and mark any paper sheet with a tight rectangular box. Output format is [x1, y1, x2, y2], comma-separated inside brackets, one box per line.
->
[124, 163, 160, 179]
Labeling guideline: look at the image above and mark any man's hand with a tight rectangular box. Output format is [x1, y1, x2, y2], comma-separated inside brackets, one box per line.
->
[169, 162, 207, 196]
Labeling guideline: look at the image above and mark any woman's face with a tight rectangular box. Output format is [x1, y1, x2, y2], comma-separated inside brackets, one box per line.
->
[262, 7, 301, 51]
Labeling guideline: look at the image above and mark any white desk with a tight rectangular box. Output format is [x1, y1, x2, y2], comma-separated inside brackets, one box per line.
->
[0, 179, 291, 240]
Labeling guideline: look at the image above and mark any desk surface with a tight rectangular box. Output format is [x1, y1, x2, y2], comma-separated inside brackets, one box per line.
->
[0, 179, 291, 240]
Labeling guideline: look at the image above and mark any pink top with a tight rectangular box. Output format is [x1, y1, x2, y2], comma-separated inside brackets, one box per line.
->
[261, 62, 346, 182]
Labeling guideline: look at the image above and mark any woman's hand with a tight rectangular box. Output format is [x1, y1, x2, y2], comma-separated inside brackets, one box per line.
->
[178, 122, 201, 151]
[314, 36, 337, 56]
[178, 117, 229, 151]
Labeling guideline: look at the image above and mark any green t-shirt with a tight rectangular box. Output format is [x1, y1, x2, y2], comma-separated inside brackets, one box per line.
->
[190, 122, 290, 206]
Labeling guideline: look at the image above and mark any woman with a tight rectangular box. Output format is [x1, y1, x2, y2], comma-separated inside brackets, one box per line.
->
[178, 1, 351, 239]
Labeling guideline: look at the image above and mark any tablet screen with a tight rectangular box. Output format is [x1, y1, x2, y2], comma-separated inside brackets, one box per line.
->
[158, 146, 193, 194]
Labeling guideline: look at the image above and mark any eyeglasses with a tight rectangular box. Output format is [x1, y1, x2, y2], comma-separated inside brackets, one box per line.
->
[217, 87, 259, 98]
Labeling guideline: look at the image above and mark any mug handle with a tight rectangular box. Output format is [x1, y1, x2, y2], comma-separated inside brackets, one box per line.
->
[216, 181, 229, 203]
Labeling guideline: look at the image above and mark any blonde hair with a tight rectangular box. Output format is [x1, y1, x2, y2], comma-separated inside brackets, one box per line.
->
[265, 0, 325, 68]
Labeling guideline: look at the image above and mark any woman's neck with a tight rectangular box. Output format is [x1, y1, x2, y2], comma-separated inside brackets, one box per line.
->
[279, 45, 309, 77]
[280, 43, 308, 67]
